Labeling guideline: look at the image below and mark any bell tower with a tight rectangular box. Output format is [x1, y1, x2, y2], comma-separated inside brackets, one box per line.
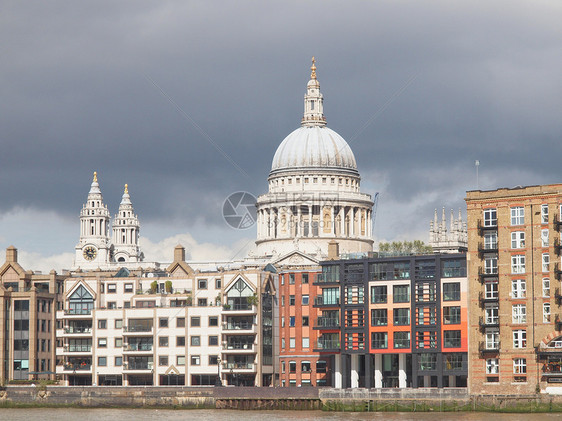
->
[112, 184, 142, 263]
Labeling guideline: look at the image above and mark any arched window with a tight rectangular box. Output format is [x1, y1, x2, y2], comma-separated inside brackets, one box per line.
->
[68, 285, 94, 315]
[226, 278, 254, 310]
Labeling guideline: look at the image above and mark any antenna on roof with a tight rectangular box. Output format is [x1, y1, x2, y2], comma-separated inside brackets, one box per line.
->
[475, 160, 480, 189]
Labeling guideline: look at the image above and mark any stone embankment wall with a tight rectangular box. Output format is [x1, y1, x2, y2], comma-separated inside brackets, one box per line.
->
[3, 386, 562, 412]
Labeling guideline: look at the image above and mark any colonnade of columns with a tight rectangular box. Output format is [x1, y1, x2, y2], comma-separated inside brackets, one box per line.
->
[256, 204, 372, 241]
[331, 353, 408, 389]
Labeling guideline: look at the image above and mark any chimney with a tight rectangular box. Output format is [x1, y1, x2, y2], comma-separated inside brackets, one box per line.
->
[328, 241, 339, 260]
[174, 245, 186, 262]
[6, 246, 17, 263]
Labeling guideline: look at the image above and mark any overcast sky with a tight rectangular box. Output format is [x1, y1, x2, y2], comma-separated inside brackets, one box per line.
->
[1, 1, 561, 271]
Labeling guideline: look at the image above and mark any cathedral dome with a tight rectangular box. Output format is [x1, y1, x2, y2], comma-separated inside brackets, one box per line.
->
[270, 126, 358, 174]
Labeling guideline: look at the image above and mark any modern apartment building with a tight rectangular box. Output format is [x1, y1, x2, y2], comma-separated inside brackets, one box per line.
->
[313, 252, 468, 389]
[466, 184, 562, 394]
[55, 245, 275, 386]
[0, 246, 65, 382]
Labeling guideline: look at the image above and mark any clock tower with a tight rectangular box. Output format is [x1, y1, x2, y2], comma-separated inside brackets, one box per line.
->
[74, 172, 112, 269]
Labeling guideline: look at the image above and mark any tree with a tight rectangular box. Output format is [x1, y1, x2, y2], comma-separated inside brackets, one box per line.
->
[378, 240, 433, 254]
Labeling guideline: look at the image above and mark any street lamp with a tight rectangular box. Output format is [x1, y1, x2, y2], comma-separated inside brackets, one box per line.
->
[215, 357, 222, 386]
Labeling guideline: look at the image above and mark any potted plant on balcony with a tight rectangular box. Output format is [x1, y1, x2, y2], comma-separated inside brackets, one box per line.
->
[215, 292, 222, 306]
[247, 293, 259, 307]
[165, 280, 173, 294]
[150, 281, 158, 294]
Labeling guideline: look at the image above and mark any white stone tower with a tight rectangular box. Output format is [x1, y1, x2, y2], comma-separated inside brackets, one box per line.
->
[254, 58, 374, 259]
[74, 172, 112, 269]
[112, 184, 142, 263]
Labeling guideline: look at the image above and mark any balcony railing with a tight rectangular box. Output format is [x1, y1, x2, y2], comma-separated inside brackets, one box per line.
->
[223, 342, 254, 350]
[478, 268, 498, 282]
[64, 327, 92, 334]
[63, 364, 91, 371]
[315, 317, 340, 328]
[313, 296, 340, 307]
[479, 316, 499, 329]
[64, 309, 92, 316]
[554, 215, 562, 232]
[223, 304, 253, 311]
[555, 264, 562, 281]
[479, 292, 498, 307]
[479, 341, 500, 353]
[223, 322, 254, 330]
[223, 362, 253, 370]
[64, 345, 92, 353]
[314, 274, 340, 284]
[125, 344, 153, 351]
[443, 361, 468, 371]
[123, 325, 153, 333]
[123, 362, 153, 370]
[478, 243, 498, 257]
[315, 339, 341, 350]
[477, 220, 497, 235]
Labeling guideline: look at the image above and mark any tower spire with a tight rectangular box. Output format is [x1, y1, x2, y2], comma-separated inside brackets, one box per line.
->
[302, 57, 326, 127]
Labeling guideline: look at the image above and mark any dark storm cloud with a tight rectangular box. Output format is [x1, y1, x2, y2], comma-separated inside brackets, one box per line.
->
[1, 0, 561, 246]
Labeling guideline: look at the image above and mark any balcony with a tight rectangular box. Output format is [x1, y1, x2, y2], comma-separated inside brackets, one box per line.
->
[554, 215, 562, 232]
[123, 326, 153, 335]
[63, 345, 92, 354]
[123, 344, 153, 353]
[62, 364, 92, 372]
[63, 309, 92, 316]
[478, 243, 498, 257]
[222, 342, 255, 352]
[477, 220, 497, 236]
[479, 316, 499, 329]
[479, 292, 498, 307]
[222, 362, 254, 371]
[313, 296, 340, 307]
[556, 315, 562, 331]
[314, 274, 340, 285]
[555, 239, 562, 257]
[479, 341, 500, 353]
[222, 304, 254, 313]
[223, 322, 256, 333]
[314, 317, 340, 329]
[123, 362, 153, 371]
[556, 289, 562, 306]
[314, 339, 341, 351]
[478, 268, 498, 283]
[555, 264, 562, 281]
[63, 327, 92, 335]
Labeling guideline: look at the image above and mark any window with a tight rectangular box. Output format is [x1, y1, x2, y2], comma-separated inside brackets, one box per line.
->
[393, 308, 410, 325]
[302, 316, 309, 327]
[115, 319, 122, 329]
[107, 284, 117, 293]
[485, 281, 498, 299]
[198, 279, 207, 289]
[512, 279, 526, 299]
[191, 336, 200, 346]
[97, 338, 107, 348]
[159, 318, 168, 328]
[371, 332, 388, 349]
[281, 297, 284, 306]
[485, 257, 498, 274]
[486, 358, 499, 374]
[371, 286, 387, 303]
[542, 229, 549, 247]
[513, 329, 527, 348]
[302, 274, 309, 284]
[209, 316, 219, 327]
[289, 295, 295, 306]
[289, 361, 296, 373]
[484, 208, 497, 227]
[393, 285, 410, 303]
[302, 337, 310, 348]
[486, 330, 499, 349]
[115, 356, 123, 367]
[443, 283, 460, 301]
[511, 206, 524, 225]
[289, 338, 295, 349]
[208, 336, 218, 346]
[198, 298, 207, 307]
[177, 336, 185, 347]
[484, 232, 498, 249]
[513, 358, 526, 375]
[511, 255, 525, 274]
[98, 320, 107, 329]
[512, 304, 526, 324]
[394, 331, 410, 349]
[209, 355, 219, 365]
[289, 274, 295, 284]
[301, 361, 311, 372]
[191, 317, 200, 327]
[98, 357, 107, 366]
[115, 337, 122, 348]
[191, 355, 200, 365]
[371, 309, 387, 326]
[159, 336, 169, 347]
[177, 356, 185, 366]
[511, 231, 525, 248]
[443, 306, 461, 324]
[485, 305, 498, 324]
[542, 204, 549, 223]
[215, 278, 221, 289]
[177, 317, 185, 328]
[281, 361, 285, 373]
[159, 356, 168, 366]
[543, 278, 550, 297]
[542, 253, 550, 272]
[289, 316, 295, 327]
[124, 283, 133, 293]
[544, 303, 551, 323]
[281, 317, 285, 328]
[316, 360, 327, 373]
[302, 295, 309, 305]
[281, 338, 285, 349]
[444, 330, 461, 348]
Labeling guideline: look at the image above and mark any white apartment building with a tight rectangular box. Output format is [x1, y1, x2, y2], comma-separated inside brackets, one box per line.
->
[56, 246, 275, 386]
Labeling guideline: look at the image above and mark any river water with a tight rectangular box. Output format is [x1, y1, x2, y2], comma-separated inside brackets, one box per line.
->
[1, 409, 561, 421]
